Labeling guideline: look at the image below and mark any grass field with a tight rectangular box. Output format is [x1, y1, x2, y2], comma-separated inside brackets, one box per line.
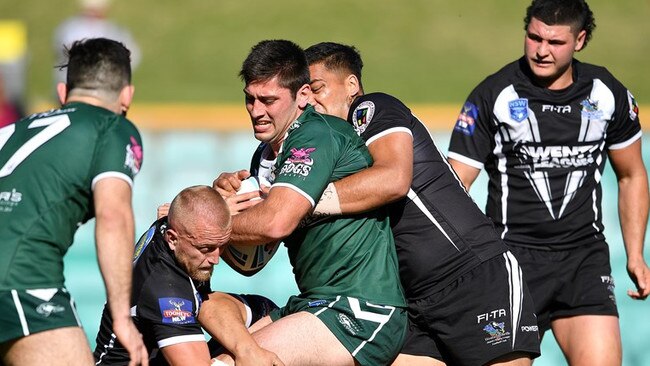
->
[3, 0, 650, 107]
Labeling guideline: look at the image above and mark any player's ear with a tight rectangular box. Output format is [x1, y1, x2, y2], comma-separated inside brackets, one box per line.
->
[346, 74, 361, 101]
[165, 228, 178, 250]
[574, 29, 587, 52]
[119, 85, 135, 115]
[296, 83, 311, 109]
[56, 82, 68, 105]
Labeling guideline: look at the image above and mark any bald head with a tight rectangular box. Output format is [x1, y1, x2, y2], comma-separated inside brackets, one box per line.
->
[168, 185, 232, 236]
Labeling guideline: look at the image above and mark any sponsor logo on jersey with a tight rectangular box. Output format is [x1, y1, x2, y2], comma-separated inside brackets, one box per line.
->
[482, 321, 511, 346]
[580, 98, 604, 119]
[513, 141, 599, 172]
[0, 188, 22, 212]
[351, 101, 375, 135]
[337, 313, 360, 335]
[36, 302, 66, 317]
[541, 104, 572, 113]
[133, 225, 156, 263]
[627, 90, 639, 121]
[308, 299, 328, 307]
[454, 101, 478, 136]
[159, 297, 195, 324]
[124, 136, 143, 175]
[476, 308, 506, 323]
[280, 147, 315, 178]
[28, 107, 76, 120]
[509, 98, 529, 122]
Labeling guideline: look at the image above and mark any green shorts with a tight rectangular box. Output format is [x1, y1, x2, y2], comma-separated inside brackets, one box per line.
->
[0, 288, 82, 344]
[270, 295, 407, 366]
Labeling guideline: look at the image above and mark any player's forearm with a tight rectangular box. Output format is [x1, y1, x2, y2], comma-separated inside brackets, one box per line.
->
[333, 163, 410, 214]
[618, 173, 649, 262]
[96, 209, 136, 322]
[198, 294, 258, 357]
[230, 189, 307, 245]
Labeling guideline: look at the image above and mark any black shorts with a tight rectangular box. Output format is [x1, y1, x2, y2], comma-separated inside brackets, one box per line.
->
[207, 294, 278, 357]
[402, 252, 540, 365]
[509, 240, 618, 335]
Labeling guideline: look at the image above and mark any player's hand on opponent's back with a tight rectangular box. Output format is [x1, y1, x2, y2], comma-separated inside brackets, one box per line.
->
[112, 317, 149, 366]
[627, 257, 650, 300]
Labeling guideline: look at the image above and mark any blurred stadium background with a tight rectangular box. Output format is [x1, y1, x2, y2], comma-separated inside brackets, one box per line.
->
[3, 0, 649, 365]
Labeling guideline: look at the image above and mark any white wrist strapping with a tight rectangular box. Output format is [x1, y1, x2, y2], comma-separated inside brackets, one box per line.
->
[313, 182, 342, 216]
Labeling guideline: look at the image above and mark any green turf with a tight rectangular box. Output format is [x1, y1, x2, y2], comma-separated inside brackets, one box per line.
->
[3, 0, 650, 106]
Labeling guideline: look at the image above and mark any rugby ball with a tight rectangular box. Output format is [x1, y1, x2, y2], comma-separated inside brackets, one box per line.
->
[223, 175, 277, 276]
[236, 176, 271, 199]
[222, 241, 280, 276]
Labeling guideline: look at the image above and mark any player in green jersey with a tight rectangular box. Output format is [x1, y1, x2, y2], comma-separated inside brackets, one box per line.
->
[205, 40, 407, 366]
[0, 38, 147, 366]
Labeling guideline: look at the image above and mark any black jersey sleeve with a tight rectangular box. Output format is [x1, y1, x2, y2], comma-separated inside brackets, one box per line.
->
[349, 93, 414, 144]
[605, 76, 642, 149]
[137, 274, 205, 348]
[448, 84, 496, 169]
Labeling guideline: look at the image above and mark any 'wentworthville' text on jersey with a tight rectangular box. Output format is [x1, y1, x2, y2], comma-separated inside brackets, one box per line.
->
[249, 105, 406, 307]
[0, 103, 143, 290]
[448, 58, 642, 249]
[348, 93, 507, 300]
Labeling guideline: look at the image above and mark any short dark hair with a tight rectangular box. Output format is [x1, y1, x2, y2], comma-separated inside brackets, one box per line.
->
[524, 0, 596, 49]
[62, 38, 132, 97]
[305, 42, 364, 88]
[239, 40, 310, 97]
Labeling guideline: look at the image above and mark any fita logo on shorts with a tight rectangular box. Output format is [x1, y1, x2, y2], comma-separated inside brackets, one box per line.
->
[124, 136, 143, 175]
[0, 188, 22, 212]
[601, 275, 617, 304]
[352, 101, 375, 135]
[36, 302, 65, 317]
[337, 313, 360, 336]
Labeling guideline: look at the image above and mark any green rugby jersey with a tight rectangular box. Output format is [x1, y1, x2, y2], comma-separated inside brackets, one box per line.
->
[271, 105, 405, 306]
[0, 102, 143, 290]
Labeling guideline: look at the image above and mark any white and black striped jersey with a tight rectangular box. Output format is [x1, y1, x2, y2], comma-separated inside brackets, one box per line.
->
[348, 93, 507, 300]
[448, 58, 642, 250]
[94, 218, 210, 365]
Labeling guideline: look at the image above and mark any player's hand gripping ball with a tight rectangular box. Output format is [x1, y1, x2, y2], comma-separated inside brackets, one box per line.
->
[222, 176, 279, 276]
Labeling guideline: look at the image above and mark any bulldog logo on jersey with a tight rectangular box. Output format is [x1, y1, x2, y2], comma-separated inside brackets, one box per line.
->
[508, 98, 528, 122]
[124, 136, 143, 175]
[352, 101, 375, 135]
[280, 147, 316, 178]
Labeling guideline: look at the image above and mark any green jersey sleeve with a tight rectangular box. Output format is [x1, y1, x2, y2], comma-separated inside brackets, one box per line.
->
[90, 116, 143, 188]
